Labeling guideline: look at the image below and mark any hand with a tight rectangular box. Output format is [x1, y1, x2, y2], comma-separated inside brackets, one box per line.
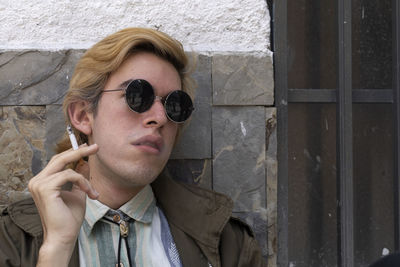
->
[28, 144, 99, 266]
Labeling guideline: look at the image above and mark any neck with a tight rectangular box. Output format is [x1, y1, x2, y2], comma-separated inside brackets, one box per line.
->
[89, 175, 145, 210]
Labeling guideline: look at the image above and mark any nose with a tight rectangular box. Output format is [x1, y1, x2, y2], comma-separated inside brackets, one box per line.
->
[142, 97, 168, 127]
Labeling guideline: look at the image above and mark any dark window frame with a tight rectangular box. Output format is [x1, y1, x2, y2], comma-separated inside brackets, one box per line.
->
[273, 0, 400, 266]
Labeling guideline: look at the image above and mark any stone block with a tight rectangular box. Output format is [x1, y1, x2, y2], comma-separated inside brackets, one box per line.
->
[45, 105, 66, 161]
[212, 107, 276, 259]
[0, 50, 84, 105]
[211, 106, 267, 258]
[0, 106, 46, 205]
[171, 54, 212, 159]
[266, 108, 277, 262]
[164, 159, 212, 190]
[212, 106, 266, 212]
[212, 54, 274, 106]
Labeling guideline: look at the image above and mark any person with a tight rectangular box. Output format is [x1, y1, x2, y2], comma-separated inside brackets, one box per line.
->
[0, 27, 266, 267]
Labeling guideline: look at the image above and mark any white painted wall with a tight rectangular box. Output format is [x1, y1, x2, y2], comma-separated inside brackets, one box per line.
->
[0, 0, 270, 54]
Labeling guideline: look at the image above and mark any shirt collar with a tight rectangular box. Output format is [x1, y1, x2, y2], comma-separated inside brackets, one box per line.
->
[118, 185, 156, 223]
[83, 184, 156, 235]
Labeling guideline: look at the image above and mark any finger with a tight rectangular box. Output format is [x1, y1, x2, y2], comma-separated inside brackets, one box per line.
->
[48, 143, 93, 163]
[75, 159, 90, 179]
[71, 183, 99, 200]
[70, 177, 99, 200]
[29, 169, 98, 199]
[49, 143, 88, 160]
[42, 144, 98, 176]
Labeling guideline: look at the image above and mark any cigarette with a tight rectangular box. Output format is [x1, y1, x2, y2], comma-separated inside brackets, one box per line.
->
[67, 125, 79, 150]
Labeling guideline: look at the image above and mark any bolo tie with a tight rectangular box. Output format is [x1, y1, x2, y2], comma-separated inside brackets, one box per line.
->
[104, 210, 133, 267]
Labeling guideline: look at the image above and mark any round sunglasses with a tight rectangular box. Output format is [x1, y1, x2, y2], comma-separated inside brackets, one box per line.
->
[102, 79, 194, 123]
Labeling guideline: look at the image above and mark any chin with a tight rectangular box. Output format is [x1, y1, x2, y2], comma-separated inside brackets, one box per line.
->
[121, 164, 163, 186]
[96, 152, 168, 186]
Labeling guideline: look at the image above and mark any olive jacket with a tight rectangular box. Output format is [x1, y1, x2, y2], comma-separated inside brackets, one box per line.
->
[0, 174, 266, 267]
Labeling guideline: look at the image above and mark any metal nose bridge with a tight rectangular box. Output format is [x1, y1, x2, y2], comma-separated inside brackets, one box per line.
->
[154, 95, 164, 103]
[149, 95, 167, 123]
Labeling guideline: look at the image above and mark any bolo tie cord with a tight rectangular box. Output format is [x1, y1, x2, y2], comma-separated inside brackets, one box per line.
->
[103, 217, 133, 267]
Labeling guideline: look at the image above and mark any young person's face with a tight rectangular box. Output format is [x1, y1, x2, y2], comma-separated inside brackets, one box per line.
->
[88, 52, 180, 188]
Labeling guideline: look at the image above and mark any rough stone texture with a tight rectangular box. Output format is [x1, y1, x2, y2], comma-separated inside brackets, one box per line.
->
[171, 55, 212, 159]
[0, 0, 270, 53]
[212, 106, 266, 210]
[0, 106, 46, 205]
[266, 108, 277, 267]
[212, 106, 267, 255]
[0, 50, 84, 105]
[45, 105, 66, 161]
[212, 54, 274, 106]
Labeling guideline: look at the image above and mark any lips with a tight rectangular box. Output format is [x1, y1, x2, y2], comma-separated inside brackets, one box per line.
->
[132, 135, 163, 153]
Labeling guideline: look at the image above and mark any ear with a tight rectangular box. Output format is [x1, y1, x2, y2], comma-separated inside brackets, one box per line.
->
[68, 101, 93, 136]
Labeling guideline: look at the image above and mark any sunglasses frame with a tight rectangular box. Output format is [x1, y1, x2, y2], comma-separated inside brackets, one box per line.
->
[102, 79, 194, 123]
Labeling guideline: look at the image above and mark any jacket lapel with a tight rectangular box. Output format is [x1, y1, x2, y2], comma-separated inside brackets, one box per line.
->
[152, 173, 233, 267]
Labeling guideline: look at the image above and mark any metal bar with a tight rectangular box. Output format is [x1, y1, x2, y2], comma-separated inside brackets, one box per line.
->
[288, 89, 393, 103]
[337, 0, 354, 266]
[393, 0, 400, 252]
[274, 0, 289, 266]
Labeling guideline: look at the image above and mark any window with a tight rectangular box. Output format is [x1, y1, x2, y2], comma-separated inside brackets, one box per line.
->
[274, 0, 398, 266]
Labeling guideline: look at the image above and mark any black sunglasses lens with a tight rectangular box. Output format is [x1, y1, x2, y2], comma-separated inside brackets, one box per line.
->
[125, 79, 154, 113]
[165, 91, 194, 122]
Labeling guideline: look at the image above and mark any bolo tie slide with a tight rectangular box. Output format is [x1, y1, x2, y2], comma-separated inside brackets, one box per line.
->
[104, 211, 132, 267]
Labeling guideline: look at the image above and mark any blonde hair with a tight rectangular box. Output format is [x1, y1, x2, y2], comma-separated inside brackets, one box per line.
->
[57, 27, 195, 152]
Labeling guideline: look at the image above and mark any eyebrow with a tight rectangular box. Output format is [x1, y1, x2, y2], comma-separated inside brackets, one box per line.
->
[118, 79, 133, 89]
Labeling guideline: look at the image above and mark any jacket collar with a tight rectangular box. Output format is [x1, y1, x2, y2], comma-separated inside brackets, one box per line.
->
[6, 197, 42, 237]
[152, 172, 233, 251]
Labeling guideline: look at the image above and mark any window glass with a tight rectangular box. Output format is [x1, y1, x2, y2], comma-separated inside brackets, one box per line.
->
[288, 0, 337, 89]
[353, 104, 394, 265]
[352, 0, 392, 89]
[288, 104, 337, 267]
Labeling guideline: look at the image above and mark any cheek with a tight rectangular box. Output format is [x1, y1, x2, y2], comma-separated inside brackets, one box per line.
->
[96, 98, 132, 127]
[164, 124, 178, 145]
[91, 113, 127, 145]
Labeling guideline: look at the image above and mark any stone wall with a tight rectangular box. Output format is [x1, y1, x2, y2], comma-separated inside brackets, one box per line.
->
[0, 50, 276, 265]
